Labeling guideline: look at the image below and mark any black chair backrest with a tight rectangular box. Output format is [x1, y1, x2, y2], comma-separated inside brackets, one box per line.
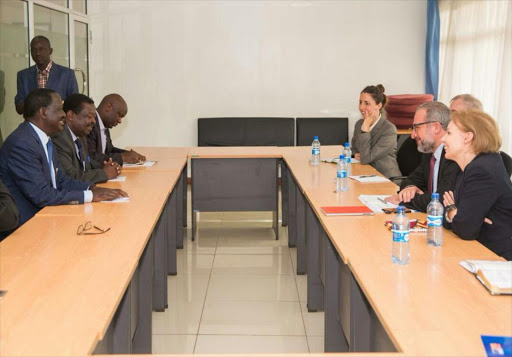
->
[296, 117, 349, 146]
[500, 151, 512, 177]
[396, 137, 423, 177]
[198, 117, 295, 147]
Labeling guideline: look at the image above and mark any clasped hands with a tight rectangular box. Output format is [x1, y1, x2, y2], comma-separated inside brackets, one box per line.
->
[122, 149, 146, 164]
[103, 158, 122, 179]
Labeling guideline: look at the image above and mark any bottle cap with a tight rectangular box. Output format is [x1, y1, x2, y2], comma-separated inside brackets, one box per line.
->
[314, 136, 319, 140]
[431, 193, 439, 199]
[339, 155, 345, 159]
[344, 142, 350, 147]
[397, 205, 405, 213]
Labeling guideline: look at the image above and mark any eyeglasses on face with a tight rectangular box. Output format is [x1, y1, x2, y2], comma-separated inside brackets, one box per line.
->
[412, 121, 438, 131]
[76, 221, 111, 235]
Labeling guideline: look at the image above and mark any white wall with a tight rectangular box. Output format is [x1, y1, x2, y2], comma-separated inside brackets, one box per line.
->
[88, 0, 427, 148]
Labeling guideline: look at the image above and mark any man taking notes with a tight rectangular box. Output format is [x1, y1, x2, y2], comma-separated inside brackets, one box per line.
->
[0, 89, 127, 229]
[53, 93, 122, 184]
[15, 36, 78, 115]
[385, 102, 459, 212]
[87, 94, 145, 165]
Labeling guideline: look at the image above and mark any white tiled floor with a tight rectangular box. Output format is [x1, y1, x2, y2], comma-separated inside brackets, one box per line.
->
[152, 193, 325, 354]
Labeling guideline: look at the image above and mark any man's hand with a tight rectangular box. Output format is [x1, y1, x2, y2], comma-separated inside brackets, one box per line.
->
[102, 158, 121, 179]
[398, 186, 423, 203]
[91, 186, 128, 202]
[121, 150, 146, 164]
[384, 195, 401, 205]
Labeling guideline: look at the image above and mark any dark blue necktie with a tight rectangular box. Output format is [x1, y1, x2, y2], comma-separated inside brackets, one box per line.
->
[46, 139, 56, 188]
[75, 138, 85, 170]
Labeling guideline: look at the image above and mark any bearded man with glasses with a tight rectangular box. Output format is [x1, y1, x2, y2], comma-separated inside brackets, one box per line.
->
[385, 102, 460, 212]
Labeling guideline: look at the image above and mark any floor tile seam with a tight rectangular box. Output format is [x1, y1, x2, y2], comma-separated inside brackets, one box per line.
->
[289, 243, 310, 351]
[193, 248, 215, 354]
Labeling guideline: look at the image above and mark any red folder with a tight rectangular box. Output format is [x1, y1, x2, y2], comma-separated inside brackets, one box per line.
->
[321, 206, 374, 216]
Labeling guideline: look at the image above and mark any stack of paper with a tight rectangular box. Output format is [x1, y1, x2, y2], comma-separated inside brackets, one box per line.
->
[359, 195, 397, 213]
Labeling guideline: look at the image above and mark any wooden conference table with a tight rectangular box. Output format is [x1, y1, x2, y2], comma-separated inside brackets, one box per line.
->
[0, 146, 510, 357]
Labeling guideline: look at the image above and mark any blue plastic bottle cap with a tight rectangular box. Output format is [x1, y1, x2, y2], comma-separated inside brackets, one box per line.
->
[314, 136, 319, 140]
[344, 142, 350, 147]
[397, 205, 405, 213]
[432, 193, 439, 199]
[339, 155, 345, 159]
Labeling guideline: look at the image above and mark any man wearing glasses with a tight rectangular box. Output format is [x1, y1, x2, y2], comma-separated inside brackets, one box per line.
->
[385, 102, 459, 212]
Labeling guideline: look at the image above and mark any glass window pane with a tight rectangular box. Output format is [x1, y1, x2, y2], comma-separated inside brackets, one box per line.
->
[0, 0, 28, 144]
[71, 0, 86, 14]
[74, 21, 88, 95]
[34, 5, 69, 68]
[45, 0, 68, 8]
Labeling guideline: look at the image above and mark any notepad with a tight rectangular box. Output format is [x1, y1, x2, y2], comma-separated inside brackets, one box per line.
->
[349, 175, 389, 183]
[123, 161, 156, 168]
[321, 158, 360, 164]
[460, 260, 512, 295]
[481, 335, 512, 357]
[101, 197, 131, 203]
[108, 176, 126, 182]
[321, 205, 374, 216]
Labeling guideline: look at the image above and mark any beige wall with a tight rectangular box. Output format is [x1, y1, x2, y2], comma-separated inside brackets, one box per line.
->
[88, 0, 427, 148]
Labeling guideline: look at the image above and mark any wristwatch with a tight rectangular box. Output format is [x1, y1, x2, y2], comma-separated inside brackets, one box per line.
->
[445, 204, 457, 223]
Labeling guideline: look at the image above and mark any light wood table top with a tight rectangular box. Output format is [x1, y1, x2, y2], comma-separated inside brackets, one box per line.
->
[397, 128, 413, 135]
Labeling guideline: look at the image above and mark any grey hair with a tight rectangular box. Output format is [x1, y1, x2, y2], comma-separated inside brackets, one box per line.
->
[416, 101, 451, 130]
[450, 94, 483, 111]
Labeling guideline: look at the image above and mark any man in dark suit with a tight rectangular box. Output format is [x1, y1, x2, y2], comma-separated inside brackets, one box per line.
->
[87, 94, 145, 165]
[385, 102, 459, 212]
[53, 94, 121, 184]
[0, 89, 127, 229]
[15, 36, 78, 115]
[0, 178, 18, 236]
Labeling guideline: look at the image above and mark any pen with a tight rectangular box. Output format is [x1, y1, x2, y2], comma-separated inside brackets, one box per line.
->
[378, 197, 387, 204]
[359, 175, 376, 178]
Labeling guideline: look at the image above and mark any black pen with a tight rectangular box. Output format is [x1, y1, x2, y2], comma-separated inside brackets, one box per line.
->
[359, 175, 376, 178]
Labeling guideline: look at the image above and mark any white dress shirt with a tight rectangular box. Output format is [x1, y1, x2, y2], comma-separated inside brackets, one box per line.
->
[432, 143, 444, 193]
[96, 111, 108, 154]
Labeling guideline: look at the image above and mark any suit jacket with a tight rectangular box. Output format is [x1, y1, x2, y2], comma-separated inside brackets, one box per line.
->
[15, 63, 78, 106]
[400, 149, 460, 213]
[0, 121, 90, 227]
[351, 117, 401, 178]
[0, 177, 19, 235]
[52, 125, 108, 184]
[86, 116, 127, 165]
[444, 153, 512, 260]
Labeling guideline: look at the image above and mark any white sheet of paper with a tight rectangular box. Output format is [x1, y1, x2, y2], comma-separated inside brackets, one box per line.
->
[358, 194, 397, 213]
[320, 158, 360, 164]
[349, 175, 389, 183]
[101, 197, 130, 203]
[108, 176, 126, 182]
[123, 161, 156, 168]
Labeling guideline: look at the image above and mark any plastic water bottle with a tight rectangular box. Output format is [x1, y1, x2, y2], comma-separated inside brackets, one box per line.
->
[343, 142, 352, 176]
[392, 205, 410, 265]
[427, 193, 444, 246]
[336, 154, 348, 192]
[311, 136, 320, 166]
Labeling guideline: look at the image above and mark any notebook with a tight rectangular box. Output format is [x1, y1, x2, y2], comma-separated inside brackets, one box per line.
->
[321, 205, 374, 216]
[481, 335, 512, 357]
[460, 260, 512, 295]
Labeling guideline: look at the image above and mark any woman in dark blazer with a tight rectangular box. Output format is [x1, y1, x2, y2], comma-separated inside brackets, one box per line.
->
[351, 84, 401, 178]
[442, 110, 512, 260]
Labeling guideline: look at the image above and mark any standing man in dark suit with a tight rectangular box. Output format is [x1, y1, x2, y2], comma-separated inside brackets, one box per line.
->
[0, 89, 127, 229]
[0, 178, 18, 236]
[15, 36, 78, 115]
[53, 93, 121, 184]
[385, 102, 459, 212]
[87, 94, 145, 165]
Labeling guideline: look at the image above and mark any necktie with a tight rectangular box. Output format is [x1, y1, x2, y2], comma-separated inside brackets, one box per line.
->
[428, 154, 436, 193]
[75, 138, 86, 170]
[46, 139, 57, 188]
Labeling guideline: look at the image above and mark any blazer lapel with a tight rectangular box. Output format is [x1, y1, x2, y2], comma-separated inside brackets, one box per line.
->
[46, 63, 60, 90]
[24, 122, 53, 186]
[29, 66, 38, 90]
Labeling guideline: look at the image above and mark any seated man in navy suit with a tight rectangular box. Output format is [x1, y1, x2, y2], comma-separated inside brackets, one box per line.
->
[0, 177, 18, 236]
[0, 89, 127, 232]
[15, 36, 78, 115]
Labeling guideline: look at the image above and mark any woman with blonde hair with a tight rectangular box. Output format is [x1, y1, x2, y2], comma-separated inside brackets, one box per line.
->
[442, 110, 512, 260]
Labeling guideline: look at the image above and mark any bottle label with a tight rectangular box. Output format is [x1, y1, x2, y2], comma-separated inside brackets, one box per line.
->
[345, 157, 351, 164]
[392, 229, 409, 242]
[427, 215, 443, 227]
[337, 170, 347, 178]
[312, 149, 320, 155]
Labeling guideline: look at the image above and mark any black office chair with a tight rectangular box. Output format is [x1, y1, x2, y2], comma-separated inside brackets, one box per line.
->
[295, 117, 349, 146]
[389, 136, 423, 185]
[500, 151, 512, 177]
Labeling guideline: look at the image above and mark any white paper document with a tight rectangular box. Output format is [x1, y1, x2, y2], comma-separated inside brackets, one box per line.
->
[350, 175, 389, 183]
[358, 195, 397, 213]
[123, 161, 156, 168]
[101, 197, 131, 203]
[321, 158, 360, 164]
[108, 176, 126, 182]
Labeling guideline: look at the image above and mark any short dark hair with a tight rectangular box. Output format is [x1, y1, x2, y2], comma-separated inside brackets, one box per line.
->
[361, 84, 387, 113]
[63, 93, 95, 114]
[31, 35, 51, 47]
[23, 88, 57, 119]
